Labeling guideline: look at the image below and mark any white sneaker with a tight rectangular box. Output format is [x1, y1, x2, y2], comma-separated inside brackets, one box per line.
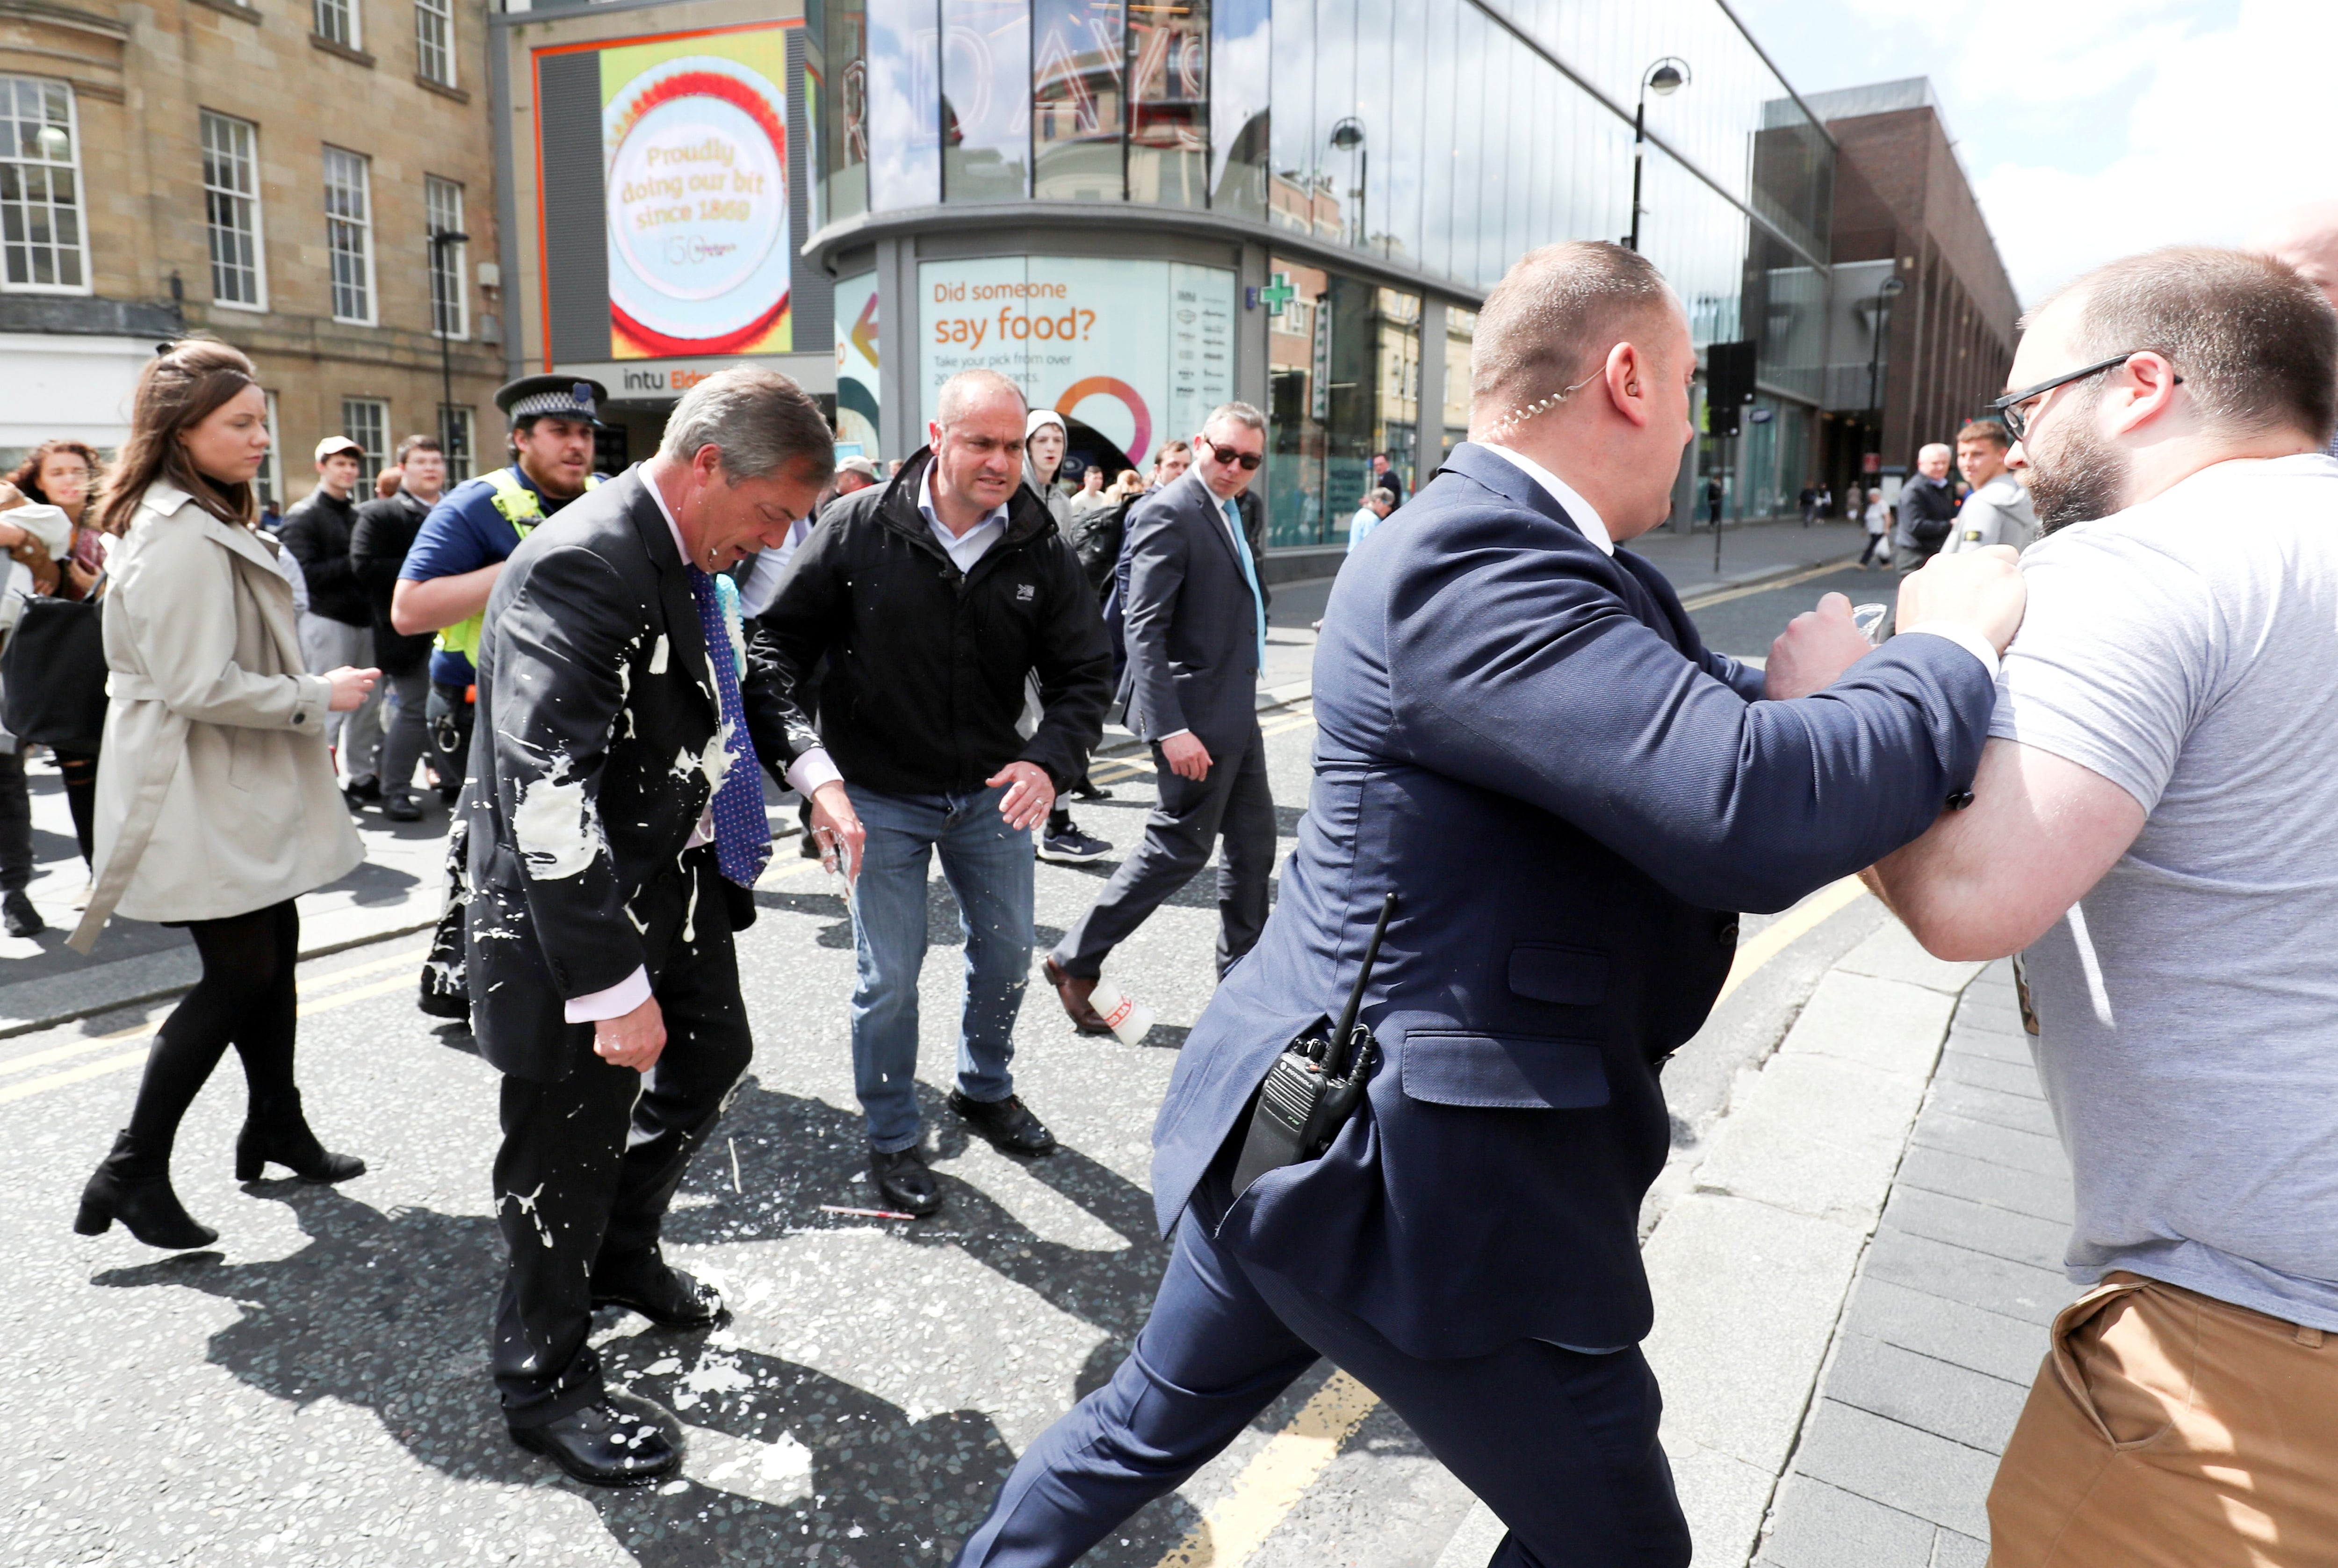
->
[70, 880, 92, 910]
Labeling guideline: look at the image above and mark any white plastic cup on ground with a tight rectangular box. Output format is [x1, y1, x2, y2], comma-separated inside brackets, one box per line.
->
[1087, 979, 1157, 1047]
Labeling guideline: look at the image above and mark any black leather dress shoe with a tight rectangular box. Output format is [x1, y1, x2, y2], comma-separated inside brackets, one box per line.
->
[590, 1254, 725, 1329]
[509, 1390, 680, 1488]
[869, 1145, 942, 1216]
[3, 890, 43, 938]
[949, 1091, 1058, 1156]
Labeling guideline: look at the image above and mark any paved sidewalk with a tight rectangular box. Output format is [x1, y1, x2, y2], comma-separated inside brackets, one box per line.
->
[1755, 962, 2064, 1567]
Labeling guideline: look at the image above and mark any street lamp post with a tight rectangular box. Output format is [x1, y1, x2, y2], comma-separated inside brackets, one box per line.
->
[1866, 273, 1906, 459]
[429, 227, 470, 473]
[1330, 117, 1366, 251]
[1625, 58, 1689, 253]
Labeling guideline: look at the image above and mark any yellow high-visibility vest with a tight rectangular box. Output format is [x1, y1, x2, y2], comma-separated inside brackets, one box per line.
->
[434, 466, 601, 662]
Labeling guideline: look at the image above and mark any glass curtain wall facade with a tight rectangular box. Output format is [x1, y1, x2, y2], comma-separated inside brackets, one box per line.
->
[815, 0, 1833, 537]
[1266, 261, 1421, 545]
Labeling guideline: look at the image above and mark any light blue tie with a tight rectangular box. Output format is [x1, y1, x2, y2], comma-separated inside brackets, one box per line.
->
[1224, 498, 1266, 671]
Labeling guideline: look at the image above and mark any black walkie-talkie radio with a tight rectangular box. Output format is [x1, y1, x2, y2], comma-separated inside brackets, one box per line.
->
[1230, 892, 1398, 1198]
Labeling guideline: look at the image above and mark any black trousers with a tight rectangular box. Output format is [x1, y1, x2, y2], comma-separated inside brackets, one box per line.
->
[1052, 715, 1274, 979]
[56, 748, 96, 867]
[426, 680, 473, 788]
[127, 901, 302, 1146]
[490, 847, 753, 1427]
[0, 747, 29, 895]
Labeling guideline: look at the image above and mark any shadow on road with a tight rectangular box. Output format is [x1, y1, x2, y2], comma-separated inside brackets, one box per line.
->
[88, 1076, 1210, 1566]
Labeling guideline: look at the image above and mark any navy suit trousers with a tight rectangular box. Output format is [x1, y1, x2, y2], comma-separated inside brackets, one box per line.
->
[1051, 716, 1274, 980]
[952, 1186, 1691, 1568]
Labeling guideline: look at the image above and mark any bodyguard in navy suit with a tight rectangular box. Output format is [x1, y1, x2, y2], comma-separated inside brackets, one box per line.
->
[1044, 406, 1278, 1028]
[953, 243, 2026, 1566]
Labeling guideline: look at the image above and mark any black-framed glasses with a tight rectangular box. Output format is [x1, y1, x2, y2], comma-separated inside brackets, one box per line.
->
[1198, 436, 1264, 471]
[1987, 350, 2182, 444]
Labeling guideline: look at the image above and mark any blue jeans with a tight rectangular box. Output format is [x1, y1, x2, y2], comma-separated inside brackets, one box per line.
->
[848, 784, 1034, 1152]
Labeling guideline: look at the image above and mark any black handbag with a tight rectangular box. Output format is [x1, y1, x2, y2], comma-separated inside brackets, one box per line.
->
[1, 591, 107, 752]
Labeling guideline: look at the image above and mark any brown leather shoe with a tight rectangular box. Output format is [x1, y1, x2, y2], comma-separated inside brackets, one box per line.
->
[1043, 956, 1113, 1035]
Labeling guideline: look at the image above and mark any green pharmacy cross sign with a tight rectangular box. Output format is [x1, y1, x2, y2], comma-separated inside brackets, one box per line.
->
[1256, 272, 1296, 317]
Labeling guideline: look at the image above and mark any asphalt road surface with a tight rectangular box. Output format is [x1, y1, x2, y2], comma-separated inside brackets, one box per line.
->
[1688, 564, 1892, 661]
[3, 616, 1882, 1567]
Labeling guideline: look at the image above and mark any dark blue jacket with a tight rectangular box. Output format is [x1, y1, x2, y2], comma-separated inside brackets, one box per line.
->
[1150, 442, 1995, 1359]
[1118, 471, 1268, 748]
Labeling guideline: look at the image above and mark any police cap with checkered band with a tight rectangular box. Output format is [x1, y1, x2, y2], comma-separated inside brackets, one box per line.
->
[494, 374, 609, 429]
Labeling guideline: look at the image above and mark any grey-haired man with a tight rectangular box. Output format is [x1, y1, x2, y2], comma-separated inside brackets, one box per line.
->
[1044, 402, 1277, 1032]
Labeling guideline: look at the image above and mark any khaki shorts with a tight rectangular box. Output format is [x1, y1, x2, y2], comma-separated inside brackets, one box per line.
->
[1988, 1272, 2338, 1567]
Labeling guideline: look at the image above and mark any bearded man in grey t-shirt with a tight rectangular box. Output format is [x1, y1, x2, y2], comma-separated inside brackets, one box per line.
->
[1870, 246, 2338, 1566]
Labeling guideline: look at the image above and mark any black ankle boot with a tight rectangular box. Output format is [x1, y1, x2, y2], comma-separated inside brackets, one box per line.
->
[235, 1091, 366, 1184]
[75, 1129, 217, 1250]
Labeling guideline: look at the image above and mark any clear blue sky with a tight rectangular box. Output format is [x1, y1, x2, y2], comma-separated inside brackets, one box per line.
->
[1729, 0, 2329, 306]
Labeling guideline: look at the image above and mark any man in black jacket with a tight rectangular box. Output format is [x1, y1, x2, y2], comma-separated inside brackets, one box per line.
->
[350, 434, 447, 821]
[756, 369, 1112, 1217]
[467, 367, 834, 1487]
[1075, 440, 1190, 599]
[1893, 442, 1960, 573]
[281, 435, 382, 800]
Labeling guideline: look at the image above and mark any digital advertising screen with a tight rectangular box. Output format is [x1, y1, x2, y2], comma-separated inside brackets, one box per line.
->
[916, 256, 1235, 469]
[599, 24, 794, 360]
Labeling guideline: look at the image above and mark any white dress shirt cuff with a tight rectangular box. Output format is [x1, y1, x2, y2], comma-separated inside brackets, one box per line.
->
[1158, 729, 1193, 744]
[1898, 623, 2001, 682]
[564, 965, 653, 1024]
[786, 746, 843, 799]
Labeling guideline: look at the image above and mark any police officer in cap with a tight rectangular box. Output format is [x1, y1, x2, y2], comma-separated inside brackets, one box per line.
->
[392, 375, 606, 1019]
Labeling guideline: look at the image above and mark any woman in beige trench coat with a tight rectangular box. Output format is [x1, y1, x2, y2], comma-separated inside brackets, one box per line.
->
[71, 340, 382, 1250]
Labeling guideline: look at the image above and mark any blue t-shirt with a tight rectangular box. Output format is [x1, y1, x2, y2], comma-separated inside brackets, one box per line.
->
[401, 464, 576, 685]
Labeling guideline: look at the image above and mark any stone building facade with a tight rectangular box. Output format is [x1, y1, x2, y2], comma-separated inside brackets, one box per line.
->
[0, 0, 501, 499]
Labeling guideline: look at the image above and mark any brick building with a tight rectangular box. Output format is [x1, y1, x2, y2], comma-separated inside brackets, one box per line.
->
[0, 0, 502, 499]
[1805, 78, 2021, 491]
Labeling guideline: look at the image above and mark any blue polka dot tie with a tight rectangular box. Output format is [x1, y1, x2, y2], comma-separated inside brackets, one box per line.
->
[687, 566, 772, 888]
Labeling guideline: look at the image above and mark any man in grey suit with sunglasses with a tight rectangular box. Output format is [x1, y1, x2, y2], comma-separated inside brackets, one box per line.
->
[1043, 403, 1276, 1032]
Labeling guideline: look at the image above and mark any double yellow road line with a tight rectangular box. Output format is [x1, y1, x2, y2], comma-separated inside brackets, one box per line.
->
[0, 943, 431, 1106]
